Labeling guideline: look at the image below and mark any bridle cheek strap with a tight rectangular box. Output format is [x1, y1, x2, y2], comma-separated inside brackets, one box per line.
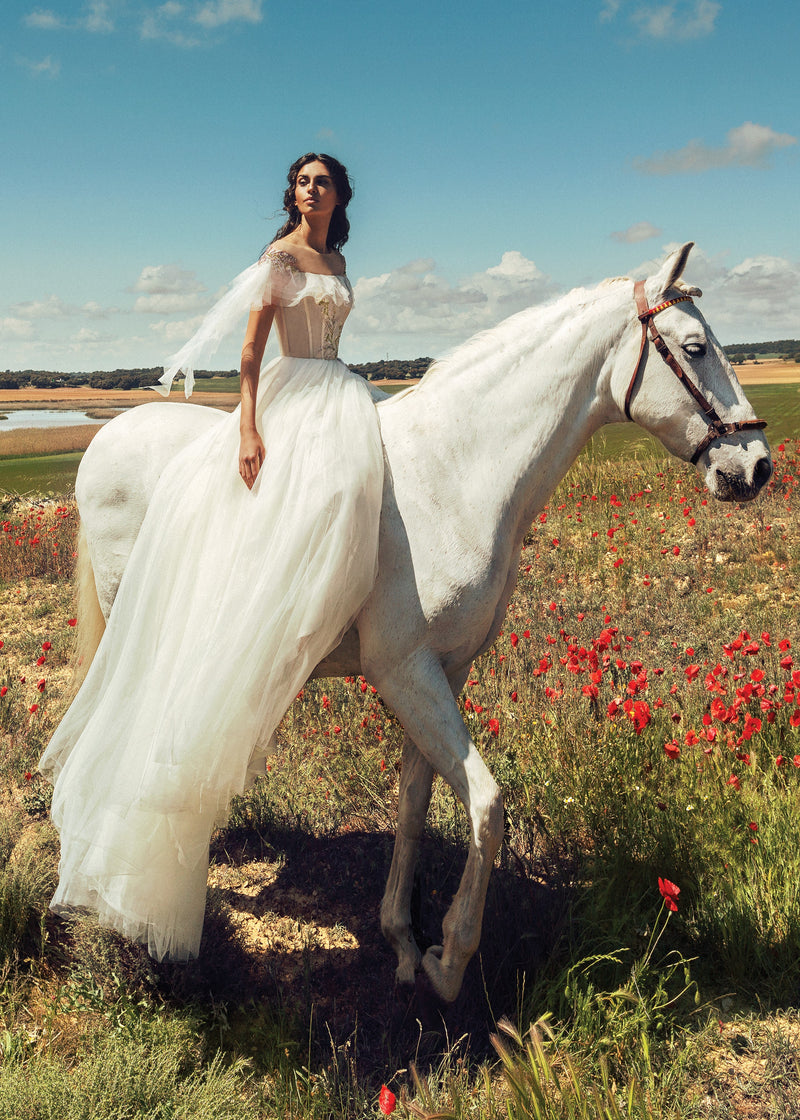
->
[625, 280, 767, 465]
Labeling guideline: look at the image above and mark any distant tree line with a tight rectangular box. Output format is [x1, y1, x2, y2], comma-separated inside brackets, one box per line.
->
[724, 340, 800, 365]
[348, 358, 433, 381]
[0, 358, 434, 390]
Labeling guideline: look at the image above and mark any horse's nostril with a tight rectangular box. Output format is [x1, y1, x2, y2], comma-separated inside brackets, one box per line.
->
[753, 457, 772, 489]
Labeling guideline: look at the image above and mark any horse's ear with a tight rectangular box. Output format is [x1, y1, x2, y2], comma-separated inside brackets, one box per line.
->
[650, 241, 695, 296]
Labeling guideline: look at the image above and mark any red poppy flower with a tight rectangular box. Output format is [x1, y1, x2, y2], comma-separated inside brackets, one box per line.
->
[487, 718, 500, 737]
[658, 878, 680, 912]
[41, 641, 51, 651]
[379, 1086, 396, 1115]
[36, 679, 45, 692]
[29, 704, 38, 714]
[664, 740, 681, 760]
[67, 618, 77, 627]
[727, 775, 741, 790]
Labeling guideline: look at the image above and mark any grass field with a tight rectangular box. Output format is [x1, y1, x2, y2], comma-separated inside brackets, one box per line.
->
[0, 385, 799, 1118]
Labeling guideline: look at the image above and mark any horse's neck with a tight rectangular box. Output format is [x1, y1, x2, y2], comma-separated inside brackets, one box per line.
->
[408, 289, 625, 534]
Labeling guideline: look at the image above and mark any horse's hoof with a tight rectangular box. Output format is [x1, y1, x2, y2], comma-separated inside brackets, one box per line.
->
[421, 946, 460, 1003]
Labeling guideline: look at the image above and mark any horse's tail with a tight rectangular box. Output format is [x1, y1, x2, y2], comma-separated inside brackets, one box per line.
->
[68, 520, 106, 698]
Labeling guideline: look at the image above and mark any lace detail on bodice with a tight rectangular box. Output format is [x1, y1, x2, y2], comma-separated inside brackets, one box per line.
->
[157, 247, 353, 396]
[263, 248, 352, 361]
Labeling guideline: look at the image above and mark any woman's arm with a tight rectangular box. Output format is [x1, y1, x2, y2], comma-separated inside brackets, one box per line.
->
[238, 303, 275, 489]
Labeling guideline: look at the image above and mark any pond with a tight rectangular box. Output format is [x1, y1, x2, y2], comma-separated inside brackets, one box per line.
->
[0, 409, 119, 430]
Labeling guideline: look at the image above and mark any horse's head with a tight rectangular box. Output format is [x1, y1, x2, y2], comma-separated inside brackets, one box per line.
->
[614, 242, 771, 502]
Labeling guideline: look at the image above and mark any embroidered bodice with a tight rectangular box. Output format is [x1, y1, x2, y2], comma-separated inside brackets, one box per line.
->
[158, 245, 355, 396]
[263, 248, 353, 360]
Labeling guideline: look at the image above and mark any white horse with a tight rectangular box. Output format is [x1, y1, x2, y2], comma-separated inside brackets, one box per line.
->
[72, 243, 770, 1002]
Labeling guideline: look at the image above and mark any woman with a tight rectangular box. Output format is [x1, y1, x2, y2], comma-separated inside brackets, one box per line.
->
[39, 154, 384, 961]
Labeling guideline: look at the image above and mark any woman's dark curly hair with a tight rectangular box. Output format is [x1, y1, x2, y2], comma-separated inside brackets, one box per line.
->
[270, 152, 353, 252]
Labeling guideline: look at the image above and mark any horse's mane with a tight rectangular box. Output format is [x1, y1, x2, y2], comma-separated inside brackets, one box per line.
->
[419, 276, 631, 386]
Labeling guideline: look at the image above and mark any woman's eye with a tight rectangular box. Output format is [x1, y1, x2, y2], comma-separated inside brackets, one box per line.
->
[683, 342, 707, 358]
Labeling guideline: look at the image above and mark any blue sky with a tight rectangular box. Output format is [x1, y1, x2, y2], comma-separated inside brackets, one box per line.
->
[2, 0, 798, 372]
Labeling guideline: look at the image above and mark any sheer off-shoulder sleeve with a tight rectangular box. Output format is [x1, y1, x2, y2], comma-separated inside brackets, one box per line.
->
[153, 249, 299, 398]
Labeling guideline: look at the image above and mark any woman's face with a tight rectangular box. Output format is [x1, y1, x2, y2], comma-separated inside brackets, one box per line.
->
[294, 160, 339, 223]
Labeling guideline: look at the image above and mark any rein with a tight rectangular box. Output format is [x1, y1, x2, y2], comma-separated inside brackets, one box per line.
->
[624, 280, 767, 465]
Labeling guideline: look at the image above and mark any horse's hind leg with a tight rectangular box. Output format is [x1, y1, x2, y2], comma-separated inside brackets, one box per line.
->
[380, 733, 433, 986]
[370, 653, 503, 1003]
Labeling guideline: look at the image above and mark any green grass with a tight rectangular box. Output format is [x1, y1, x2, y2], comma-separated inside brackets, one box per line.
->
[1, 403, 800, 1118]
[0, 452, 84, 496]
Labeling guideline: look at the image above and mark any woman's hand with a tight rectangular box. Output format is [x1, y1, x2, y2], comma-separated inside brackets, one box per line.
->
[239, 428, 266, 490]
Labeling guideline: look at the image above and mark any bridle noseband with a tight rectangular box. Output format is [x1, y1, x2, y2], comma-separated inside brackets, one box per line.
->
[624, 280, 767, 465]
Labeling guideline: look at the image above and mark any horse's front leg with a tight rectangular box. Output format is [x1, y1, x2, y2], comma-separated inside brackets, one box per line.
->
[371, 652, 503, 1003]
[380, 732, 433, 986]
[380, 667, 470, 987]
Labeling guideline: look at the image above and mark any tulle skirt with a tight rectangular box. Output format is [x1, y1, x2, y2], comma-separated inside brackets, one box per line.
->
[39, 356, 384, 961]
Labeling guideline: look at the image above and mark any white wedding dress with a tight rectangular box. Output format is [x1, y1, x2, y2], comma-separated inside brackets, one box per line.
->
[39, 248, 384, 961]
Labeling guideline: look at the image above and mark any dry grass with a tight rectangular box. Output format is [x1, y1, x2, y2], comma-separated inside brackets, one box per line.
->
[0, 425, 104, 459]
[0, 387, 240, 408]
[737, 359, 800, 385]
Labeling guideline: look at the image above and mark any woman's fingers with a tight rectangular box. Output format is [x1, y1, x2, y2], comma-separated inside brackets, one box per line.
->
[239, 441, 265, 489]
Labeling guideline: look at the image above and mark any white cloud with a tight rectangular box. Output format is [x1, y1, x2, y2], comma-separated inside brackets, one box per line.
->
[10, 295, 119, 319]
[141, 0, 261, 44]
[600, 1, 720, 39]
[632, 0, 720, 40]
[611, 221, 662, 244]
[631, 243, 800, 338]
[134, 293, 210, 314]
[17, 54, 61, 77]
[84, 1, 114, 33]
[149, 315, 205, 341]
[131, 264, 206, 296]
[347, 253, 559, 354]
[23, 9, 65, 30]
[0, 318, 35, 340]
[194, 0, 262, 29]
[23, 2, 114, 33]
[599, 0, 622, 21]
[635, 121, 797, 175]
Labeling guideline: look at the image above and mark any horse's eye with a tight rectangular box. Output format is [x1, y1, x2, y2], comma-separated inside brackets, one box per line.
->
[683, 342, 706, 358]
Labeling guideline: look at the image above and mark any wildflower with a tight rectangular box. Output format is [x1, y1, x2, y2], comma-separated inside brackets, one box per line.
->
[24, 771, 32, 782]
[41, 641, 51, 651]
[794, 755, 800, 768]
[378, 1086, 397, 1116]
[37, 679, 46, 692]
[664, 740, 681, 760]
[67, 618, 77, 627]
[658, 878, 680, 912]
[0, 687, 6, 698]
[321, 694, 330, 709]
[36, 655, 46, 666]
[748, 821, 758, 832]
[487, 718, 500, 737]
[776, 755, 786, 767]
[29, 704, 38, 714]
[510, 632, 519, 647]
[726, 775, 741, 790]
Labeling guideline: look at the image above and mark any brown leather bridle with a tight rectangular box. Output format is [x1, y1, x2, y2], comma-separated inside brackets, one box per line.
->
[624, 280, 767, 465]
